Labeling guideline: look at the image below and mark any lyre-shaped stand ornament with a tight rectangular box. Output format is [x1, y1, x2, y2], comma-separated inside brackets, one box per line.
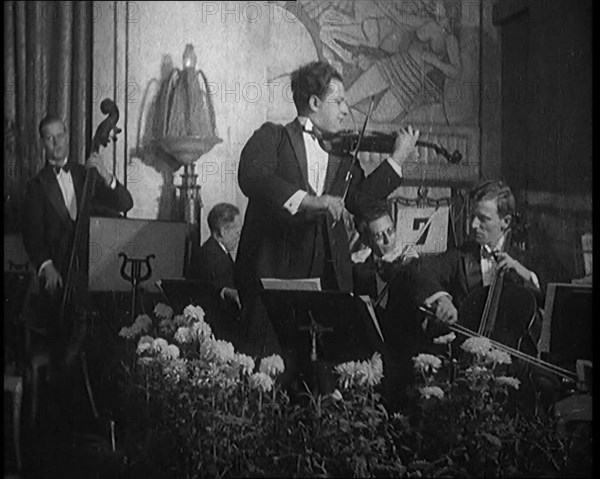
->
[118, 253, 156, 322]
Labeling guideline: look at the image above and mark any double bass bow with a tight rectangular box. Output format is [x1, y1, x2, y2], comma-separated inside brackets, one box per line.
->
[59, 98, 121, 327]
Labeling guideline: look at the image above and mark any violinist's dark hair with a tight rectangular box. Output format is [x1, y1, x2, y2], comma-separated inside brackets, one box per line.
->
[470, 179, 515, 218]
[38, 115, 66, 137]
[207, 202, 240, 235]
[356, 200, 393, 243]
[290, 61, 343, 114]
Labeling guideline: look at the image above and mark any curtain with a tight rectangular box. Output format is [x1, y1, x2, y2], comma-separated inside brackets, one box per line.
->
[4, 1, 94, 232]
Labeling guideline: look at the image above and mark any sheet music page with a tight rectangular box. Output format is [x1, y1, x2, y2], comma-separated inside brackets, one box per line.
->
[260, 278, 322, 291]
[358, 295, 384, 342]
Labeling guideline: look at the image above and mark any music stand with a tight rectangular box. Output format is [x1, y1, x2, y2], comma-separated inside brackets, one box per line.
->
[261, 290, 384, 393]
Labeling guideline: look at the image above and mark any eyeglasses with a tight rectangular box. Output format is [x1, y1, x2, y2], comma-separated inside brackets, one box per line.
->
[372, 226, 395, 243]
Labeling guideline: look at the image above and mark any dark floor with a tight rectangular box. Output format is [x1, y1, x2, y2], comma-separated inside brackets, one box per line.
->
[5, 381, 129, 479]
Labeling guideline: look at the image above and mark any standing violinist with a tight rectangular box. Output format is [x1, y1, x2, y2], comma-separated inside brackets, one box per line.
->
[405, 179, 542, 329]
[22, 116, 133, 431]
[235, 60, 420, 393]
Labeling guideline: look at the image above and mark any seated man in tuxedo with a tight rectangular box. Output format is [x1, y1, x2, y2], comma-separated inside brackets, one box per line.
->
[407, 179, 542, 328]
[353, 201, 418, 311]
[397, 180, 545, 408]
[22, 115, 133, 429]
[353, 202, 419, 410]
[192, 202, 242, 344]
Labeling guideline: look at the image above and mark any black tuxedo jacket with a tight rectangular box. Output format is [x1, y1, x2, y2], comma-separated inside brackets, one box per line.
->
[192, 236, 235, 291]
[235, 119, 403, 295]
[23, 163, 134, 279]
[402, 241, 544, 310]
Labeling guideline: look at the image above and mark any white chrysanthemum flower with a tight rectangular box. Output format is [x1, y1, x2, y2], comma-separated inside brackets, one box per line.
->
[174, 326, 194, 344]
[433, 332, 457, 345]
[335, 361, 357, 389]
[461, 337, 493, 356]
[334, 353, 384, 389]
[495, 376, 521, 390]
[154, 303, 174, 320]
[214, 340, 236, 363]
[191, 320, 212, 340]
[152, 337, 170, 354]
[162, 344, 180, 360]
[234, 353, 255, 376]
[259, 354, 285, 377]
[183, 305, 205, 321]
[118, 326, 135, 339]
[136, 335, 154, 355]
[249, 372, 274, 393]
[419, 386, 445, 399]
[485, 349, 512, 366]
[412, 353, 442, 374]
[134, 314, 153, 334]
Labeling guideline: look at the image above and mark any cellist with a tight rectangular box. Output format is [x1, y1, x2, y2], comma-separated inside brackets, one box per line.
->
[22, 115, 133, 432]
[405, 179, 542, 329]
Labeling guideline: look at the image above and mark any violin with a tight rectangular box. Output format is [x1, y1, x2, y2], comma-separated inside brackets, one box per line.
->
[319, 130, 462, 164]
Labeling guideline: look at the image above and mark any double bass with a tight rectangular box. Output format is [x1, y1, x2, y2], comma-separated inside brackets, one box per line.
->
[59, 98, 122, 327]
[57, 100, 121, 427]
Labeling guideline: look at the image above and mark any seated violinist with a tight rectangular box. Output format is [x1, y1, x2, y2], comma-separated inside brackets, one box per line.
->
[406, 179, 542, 330]
[353, 201, 419, 312]
[352, 201, 420, 410]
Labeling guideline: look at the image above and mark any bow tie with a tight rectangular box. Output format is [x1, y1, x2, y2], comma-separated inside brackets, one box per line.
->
[302, 127, 323, 141]
[53, 163, 71, 175]
[481, 245, 500, 261]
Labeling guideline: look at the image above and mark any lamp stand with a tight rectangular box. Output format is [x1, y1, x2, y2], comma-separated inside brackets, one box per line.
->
[178, 163, 202, 277]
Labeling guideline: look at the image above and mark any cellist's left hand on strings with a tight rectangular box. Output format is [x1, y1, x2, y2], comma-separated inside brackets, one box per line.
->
[86, 151, 114, 186]
[495, 252, 532, 283]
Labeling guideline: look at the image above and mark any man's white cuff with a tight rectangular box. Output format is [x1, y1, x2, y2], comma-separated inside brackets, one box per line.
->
[284, 190, 308, 216]
[385, 158, 403, 177]
[424, 291, 452, 308]
[38, 259, 54, 278]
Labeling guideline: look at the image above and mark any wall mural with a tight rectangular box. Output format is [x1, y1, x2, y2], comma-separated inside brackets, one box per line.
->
[276, 0, 475, 127]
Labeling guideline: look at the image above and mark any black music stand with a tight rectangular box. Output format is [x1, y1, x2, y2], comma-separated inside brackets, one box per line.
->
[260, 290, 384, 395]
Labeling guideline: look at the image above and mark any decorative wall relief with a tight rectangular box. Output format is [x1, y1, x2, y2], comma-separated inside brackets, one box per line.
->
[276, 0, 478, 127]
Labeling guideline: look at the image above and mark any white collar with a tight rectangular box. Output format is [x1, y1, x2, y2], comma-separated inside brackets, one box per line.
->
[298, 116, 314, 132]
[481, 234, 506, 254]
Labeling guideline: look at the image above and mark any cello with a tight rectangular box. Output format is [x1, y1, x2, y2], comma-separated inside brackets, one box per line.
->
[421, 225, 580, 396]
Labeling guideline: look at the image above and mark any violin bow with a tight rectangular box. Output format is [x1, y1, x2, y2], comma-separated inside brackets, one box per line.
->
[340, 96, 375, 203]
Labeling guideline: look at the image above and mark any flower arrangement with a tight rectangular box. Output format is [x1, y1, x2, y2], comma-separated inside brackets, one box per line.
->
[387, 333, 574, 477]
[117, 303, 585, 478]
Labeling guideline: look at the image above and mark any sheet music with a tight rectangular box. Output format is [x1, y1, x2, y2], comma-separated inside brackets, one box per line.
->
[358, 295, 384, 342]
[260, 278, 322, 291]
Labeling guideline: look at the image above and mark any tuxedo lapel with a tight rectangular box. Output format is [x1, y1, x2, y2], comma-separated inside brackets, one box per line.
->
[462, 246, 483, 292]
[38, 165, 72, 224]
[285, 120, 312, 193]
